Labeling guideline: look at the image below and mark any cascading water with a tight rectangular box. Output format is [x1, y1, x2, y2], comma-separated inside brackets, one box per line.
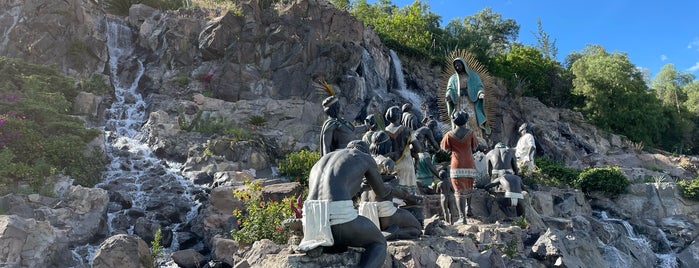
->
[595, 211, 678, 268]
[389, 50, 424, 110]
[70, 17, 201, 267]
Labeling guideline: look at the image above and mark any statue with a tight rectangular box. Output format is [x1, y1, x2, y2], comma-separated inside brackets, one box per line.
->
[445, 58, 488, 135]
[440, 111, 478, 224]
[401, 103, 419, 131]
[358, 139, 422, 240]
[515, 123, 536, 174]
[372, 124, 424, 226]
[483, 170, 525, 218]
[299, 142, 390, 268]
[361, 114, 379, 145]
[319, 96, 358, 156]
[486, 142, 519, 179]
[412, 119, 441, 154]
[436, 170, 457, 225]
[414, 146, 440, 195]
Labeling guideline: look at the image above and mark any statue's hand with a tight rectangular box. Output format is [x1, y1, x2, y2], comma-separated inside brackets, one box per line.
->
[477, 91, 485, 99]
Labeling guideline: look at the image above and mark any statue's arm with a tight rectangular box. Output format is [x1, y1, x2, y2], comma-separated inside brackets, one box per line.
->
[364, 157, 390, 200]
[321, 123, 336, 154]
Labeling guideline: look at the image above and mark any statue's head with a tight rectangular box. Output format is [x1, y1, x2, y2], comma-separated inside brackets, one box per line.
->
[364, 114, 377, 129]
[426, 119, 437, 130]
[401, 103, 412, 113]
[453, 58, 467, 73]
[519, 123, 530, 133]
[385, 106, 402, 124]
[452, 110, 469, 126]
[438, 170, 449, 180]
[347, 140, 370, 154]
[322, 96, 340, 118]
[370, 131, 392, 155]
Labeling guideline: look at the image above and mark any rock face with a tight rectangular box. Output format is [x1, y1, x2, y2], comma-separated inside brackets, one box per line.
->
[2, 0, 699, 267]
[92, 234, 152, 268]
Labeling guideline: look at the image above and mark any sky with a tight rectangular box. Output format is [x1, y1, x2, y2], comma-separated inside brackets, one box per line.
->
[373, 0, 699, 79]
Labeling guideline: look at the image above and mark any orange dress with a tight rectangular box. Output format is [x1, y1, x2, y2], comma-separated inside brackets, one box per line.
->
[440, 130, 478, 191]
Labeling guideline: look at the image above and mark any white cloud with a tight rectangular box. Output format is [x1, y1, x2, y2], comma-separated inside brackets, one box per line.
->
[688, 62, 699, 72]
[689, 38, 699, 50]
[660, 55, 668, 61]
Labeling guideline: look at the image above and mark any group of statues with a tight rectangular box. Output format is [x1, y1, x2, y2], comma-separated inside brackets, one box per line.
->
[297, 57, 537, 267]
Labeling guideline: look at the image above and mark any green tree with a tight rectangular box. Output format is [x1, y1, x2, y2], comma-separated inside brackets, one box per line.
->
[461, 7, 520, 56]
[685, 80, 699, 114]
[652, 64, 692, 113]
[493, 44, 573, 107]
[569, 45, 665, 145]
[532, 18, 557, 60]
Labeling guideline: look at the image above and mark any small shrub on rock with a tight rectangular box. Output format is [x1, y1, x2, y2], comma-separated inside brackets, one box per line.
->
[677, 178, 699, 201]
[574, 166, 629, 197]
[277, 149, 320, 186]
[232, 180, 293, 245]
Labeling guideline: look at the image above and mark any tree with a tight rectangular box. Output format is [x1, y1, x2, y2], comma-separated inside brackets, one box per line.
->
[651, 64, 691, 113]
[461, 7, 520, 56]
[493, 44, 573, 107]
[569, 45, 665, 145]
[532, 18, 557, 60]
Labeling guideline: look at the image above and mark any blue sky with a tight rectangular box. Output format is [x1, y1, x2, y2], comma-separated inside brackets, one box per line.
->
[374, 0, 699, 79]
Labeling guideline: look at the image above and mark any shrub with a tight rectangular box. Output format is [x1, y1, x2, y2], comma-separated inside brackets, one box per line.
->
[678, 178, 699, 201]
[277, 149, 320, 186]
[574, 166, 629, 197]
[232, 180, 293, 245]
[534, 158, 581, 186]
[104, 0, 188, 16]
[0, 57, 104, 193]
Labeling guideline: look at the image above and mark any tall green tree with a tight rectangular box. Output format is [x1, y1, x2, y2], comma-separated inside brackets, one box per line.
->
[569, 45, 665, 144]
[651, 64, 691, 113]
[532, 18, 557, 60]
[460, 7, 519, 56]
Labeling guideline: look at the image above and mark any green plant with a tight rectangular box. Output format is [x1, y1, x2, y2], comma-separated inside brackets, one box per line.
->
[248, 115, 267, 126]
[512, 215, 528, 230]
[104, 0, 189, 16]
[277, 150, 320, 186]
[151, 228, 163, 259]
[231, 180, 293, 245]
[678, 178, 699, 201]
[173, 76, 190, 87]
[0, 57, 104, 194]
[574, 166, 629, 197]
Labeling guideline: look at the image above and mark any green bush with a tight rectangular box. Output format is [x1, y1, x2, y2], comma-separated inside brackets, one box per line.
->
[0, 57, 103, 193]
[677, 178, 699, 201]
[277, 149, 320, 186]
[534, 158, 581, 186]
[574, 166, 629, 197]
[232, 180, 293, 245]
[104, 0, 189, 16]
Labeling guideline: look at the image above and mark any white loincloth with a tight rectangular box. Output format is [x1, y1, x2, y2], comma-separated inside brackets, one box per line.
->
[451, 168, 478, 178]
[358, 201, 398, 229]
[298, 200, 358, 251]
[395, 154, 417, 187]
[504, 192, 523, 206]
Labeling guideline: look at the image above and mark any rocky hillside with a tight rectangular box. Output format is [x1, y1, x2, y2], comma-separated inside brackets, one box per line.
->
[1, 0, 699, 267]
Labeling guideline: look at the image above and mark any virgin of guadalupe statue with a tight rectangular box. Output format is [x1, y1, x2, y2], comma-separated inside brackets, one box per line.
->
[439, 50, 494, 143]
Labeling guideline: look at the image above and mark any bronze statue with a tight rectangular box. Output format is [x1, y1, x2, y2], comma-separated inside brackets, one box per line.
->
[320, 96, 358, 156]
[440, 111, 478, 224]
[486, 142, 519, 179]
[361, 114, 379, 145]
[358, 137, 422, 240]
[299, 142, 389, 268]
[401, 103, 419, 131]
[436, 170, 457, 225]
[483, 170, 525, 218]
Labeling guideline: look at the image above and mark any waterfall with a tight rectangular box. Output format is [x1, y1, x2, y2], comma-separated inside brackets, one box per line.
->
[70, 17, 201, 267]
[595, 211, 678, 268]
[389, 50, 423, 112]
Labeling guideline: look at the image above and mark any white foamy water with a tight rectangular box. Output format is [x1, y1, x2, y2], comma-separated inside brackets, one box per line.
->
[70, 16, 201, 267]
